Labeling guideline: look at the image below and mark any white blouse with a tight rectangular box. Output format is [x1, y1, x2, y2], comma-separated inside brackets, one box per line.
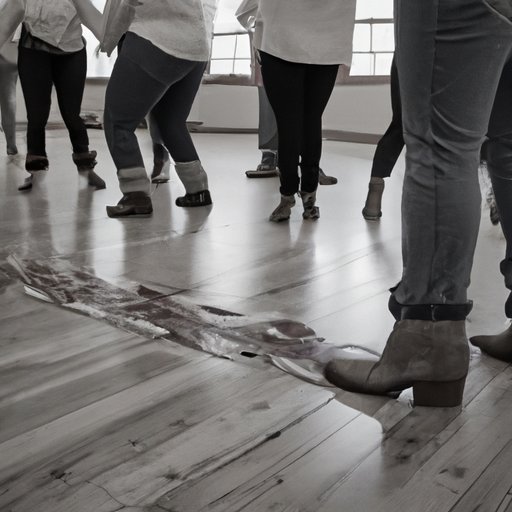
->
[255, 0, 357, 66]
[129, 0, 219, 62]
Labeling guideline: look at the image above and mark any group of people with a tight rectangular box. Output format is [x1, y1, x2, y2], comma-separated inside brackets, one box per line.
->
[2, 0, 512, 408]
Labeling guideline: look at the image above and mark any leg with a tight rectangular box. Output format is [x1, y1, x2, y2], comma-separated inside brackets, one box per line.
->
[246, 86, 278, 178]
[325, 0, 512, 406]
[260, 51, 304, 221]
[150, 60, 212, 207]
[363, 55, 404, 220]
[0, 53, 18, 155]
[17, 45, 52, 161]
[147, 111, 171, 183]
[471, 56, 512, 360]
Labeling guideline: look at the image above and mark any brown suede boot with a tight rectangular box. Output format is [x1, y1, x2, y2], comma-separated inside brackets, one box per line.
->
[362, 177, 385, 220]
[324, 319, 469, 407]
[470, 324, 512, 361]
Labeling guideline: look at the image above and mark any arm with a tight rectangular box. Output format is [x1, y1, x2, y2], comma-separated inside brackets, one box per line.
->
[69, 0, 104, 41]
[235, 0, 258, 31]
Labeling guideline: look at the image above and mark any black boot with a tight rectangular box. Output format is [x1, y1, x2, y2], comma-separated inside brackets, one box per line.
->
[175, 190, 212, 207]
[25, 155, 49, 171]
[106, 192, 153, 218]
[73, 150, 105, 189]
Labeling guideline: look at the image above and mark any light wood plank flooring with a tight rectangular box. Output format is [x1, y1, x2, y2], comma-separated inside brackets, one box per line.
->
[0, 128, 510, 512]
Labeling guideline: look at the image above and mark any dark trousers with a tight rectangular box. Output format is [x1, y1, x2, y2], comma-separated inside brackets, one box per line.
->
[104, 32, 205, 193]
[259, 51, 338, 195]
[371, 56, 404, 178]
[17, 45, 89, 156]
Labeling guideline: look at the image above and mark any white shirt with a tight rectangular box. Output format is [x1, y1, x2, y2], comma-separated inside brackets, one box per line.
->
[23, 0, 84, 52]
[129, 0, 219, 62]
[255, 0, 357, 66]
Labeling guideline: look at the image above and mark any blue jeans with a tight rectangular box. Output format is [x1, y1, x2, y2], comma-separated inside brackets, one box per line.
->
[393, 0, 512, 307]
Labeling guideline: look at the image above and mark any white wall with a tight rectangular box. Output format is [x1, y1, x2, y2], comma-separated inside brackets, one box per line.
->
[15, 81, 392, 138]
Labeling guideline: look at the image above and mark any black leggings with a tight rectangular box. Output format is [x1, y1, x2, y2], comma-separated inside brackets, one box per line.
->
[18, 45, 89, 156]
[260, 51, 338, 195]
[370, 56, 404, 178]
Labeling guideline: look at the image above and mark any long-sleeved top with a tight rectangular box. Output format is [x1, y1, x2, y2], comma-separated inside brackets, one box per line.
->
[23, 0, 84, 52]
[129, 0, 218, 62]
[254, 0, 357, 66]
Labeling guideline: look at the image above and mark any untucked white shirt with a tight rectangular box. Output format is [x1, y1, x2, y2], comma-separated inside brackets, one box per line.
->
[255, 0, 357, 66]
[23, 0, 84, 52]
[129, 0, 219, 62]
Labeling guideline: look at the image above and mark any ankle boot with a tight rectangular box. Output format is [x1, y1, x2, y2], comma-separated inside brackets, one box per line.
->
[324, 319, 469, 407]
[362, 177, 385, 220]
[269, 194, 296, 222]
[318, 168, 337, 186]
[151, 157, 171, 183]
[299, 191, 320, 220]
[174, 160, 212, 207]
[106, 192, 153, 218]
[25, 154, 49, 172]
[470, 324, 512, 361]
[72, 150, 97, 172]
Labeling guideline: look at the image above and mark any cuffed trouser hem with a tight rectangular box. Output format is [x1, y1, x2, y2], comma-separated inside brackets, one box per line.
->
[118, 167, 150, 194]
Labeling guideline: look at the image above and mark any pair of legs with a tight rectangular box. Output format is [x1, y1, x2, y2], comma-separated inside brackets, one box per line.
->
[104, 32, 211, 217]
[325, 0, 512, 406]
[259, 51, 338, 221]
[17, 41, 103, 189]
[0, 44, 18, 155]
[362, 55, 403, 220]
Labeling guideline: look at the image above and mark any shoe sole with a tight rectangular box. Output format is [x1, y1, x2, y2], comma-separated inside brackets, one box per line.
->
[246, 170, 279, 178]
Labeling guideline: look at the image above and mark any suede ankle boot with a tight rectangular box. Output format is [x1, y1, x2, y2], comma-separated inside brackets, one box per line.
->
[72, 150, 97, 172]
[362, 177, 385, 220]
[300, 191, 320, 220]
[324, 319, 470, 407]
[269, 194, 296, 222]
[318, 168, 337, 186]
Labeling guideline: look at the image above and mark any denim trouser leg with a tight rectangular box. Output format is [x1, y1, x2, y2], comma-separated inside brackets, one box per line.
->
[486, 55, 512, 315]
[393, 0, 512, 306]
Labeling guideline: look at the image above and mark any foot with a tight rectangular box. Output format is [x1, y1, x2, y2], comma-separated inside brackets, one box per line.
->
[470, 324, 512, 361]
[362, 177, 385, 220]
[18, 174, 33, 191]
[318, 168, 337, 186]
[106, 192, 153, 218]
[324, 319, 469, 407]
[88, 169, 106, 189]
[269, 194, 296, 222]
[300, 191, 320, 220]
[73, 150, 97, 172]
[7, 145, 18, 156]
[245, 164, 279, 178]
[175, 190, 212, 207]
[151, 158, 171, 183]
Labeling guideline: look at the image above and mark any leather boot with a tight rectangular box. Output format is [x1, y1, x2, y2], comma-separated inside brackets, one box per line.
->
[269, 194, 296, 222]
[106, 192, 153, 218]
[470, 324, 512, 361]
[318, 168, 337, 186]
[362, 177, 385, 220]
[299, 191, 320, 220]
[324, 319, 469, 407]
[174, 160, 212, 207]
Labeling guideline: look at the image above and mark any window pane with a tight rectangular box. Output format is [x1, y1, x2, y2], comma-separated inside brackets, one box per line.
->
[211, 35, 237, 59]
[374, 53, 394, 75]
[233, 59, 251, 75]
[210, 60, 235, 75]
[352, 24, 371, 53]
[372, 24, 394, 52]
[350, 54, 373, 76]
[356, 0, 394, 19]
[235, 34, 251, 59]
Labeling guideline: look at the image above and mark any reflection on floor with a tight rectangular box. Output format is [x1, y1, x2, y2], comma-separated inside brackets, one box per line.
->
[0, 128, 510, 512]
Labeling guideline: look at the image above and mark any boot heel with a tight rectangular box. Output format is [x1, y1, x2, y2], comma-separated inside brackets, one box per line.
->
[412, 378, 466, 407]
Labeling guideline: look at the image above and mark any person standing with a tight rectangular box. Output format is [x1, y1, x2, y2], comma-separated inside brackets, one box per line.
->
[250, 0, 356, 221]
[325, 0, 512, 407]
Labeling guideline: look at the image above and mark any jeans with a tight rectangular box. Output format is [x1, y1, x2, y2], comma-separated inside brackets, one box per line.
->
[104, 32, 205, 194]
[17, 45, 89, 156]
[0, 49, 17, 152]
[393, 0, 512, 306]
[259, 51, 338, 195]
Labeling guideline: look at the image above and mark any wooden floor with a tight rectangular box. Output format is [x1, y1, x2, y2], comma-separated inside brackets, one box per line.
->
[0, 127, 511, 512]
